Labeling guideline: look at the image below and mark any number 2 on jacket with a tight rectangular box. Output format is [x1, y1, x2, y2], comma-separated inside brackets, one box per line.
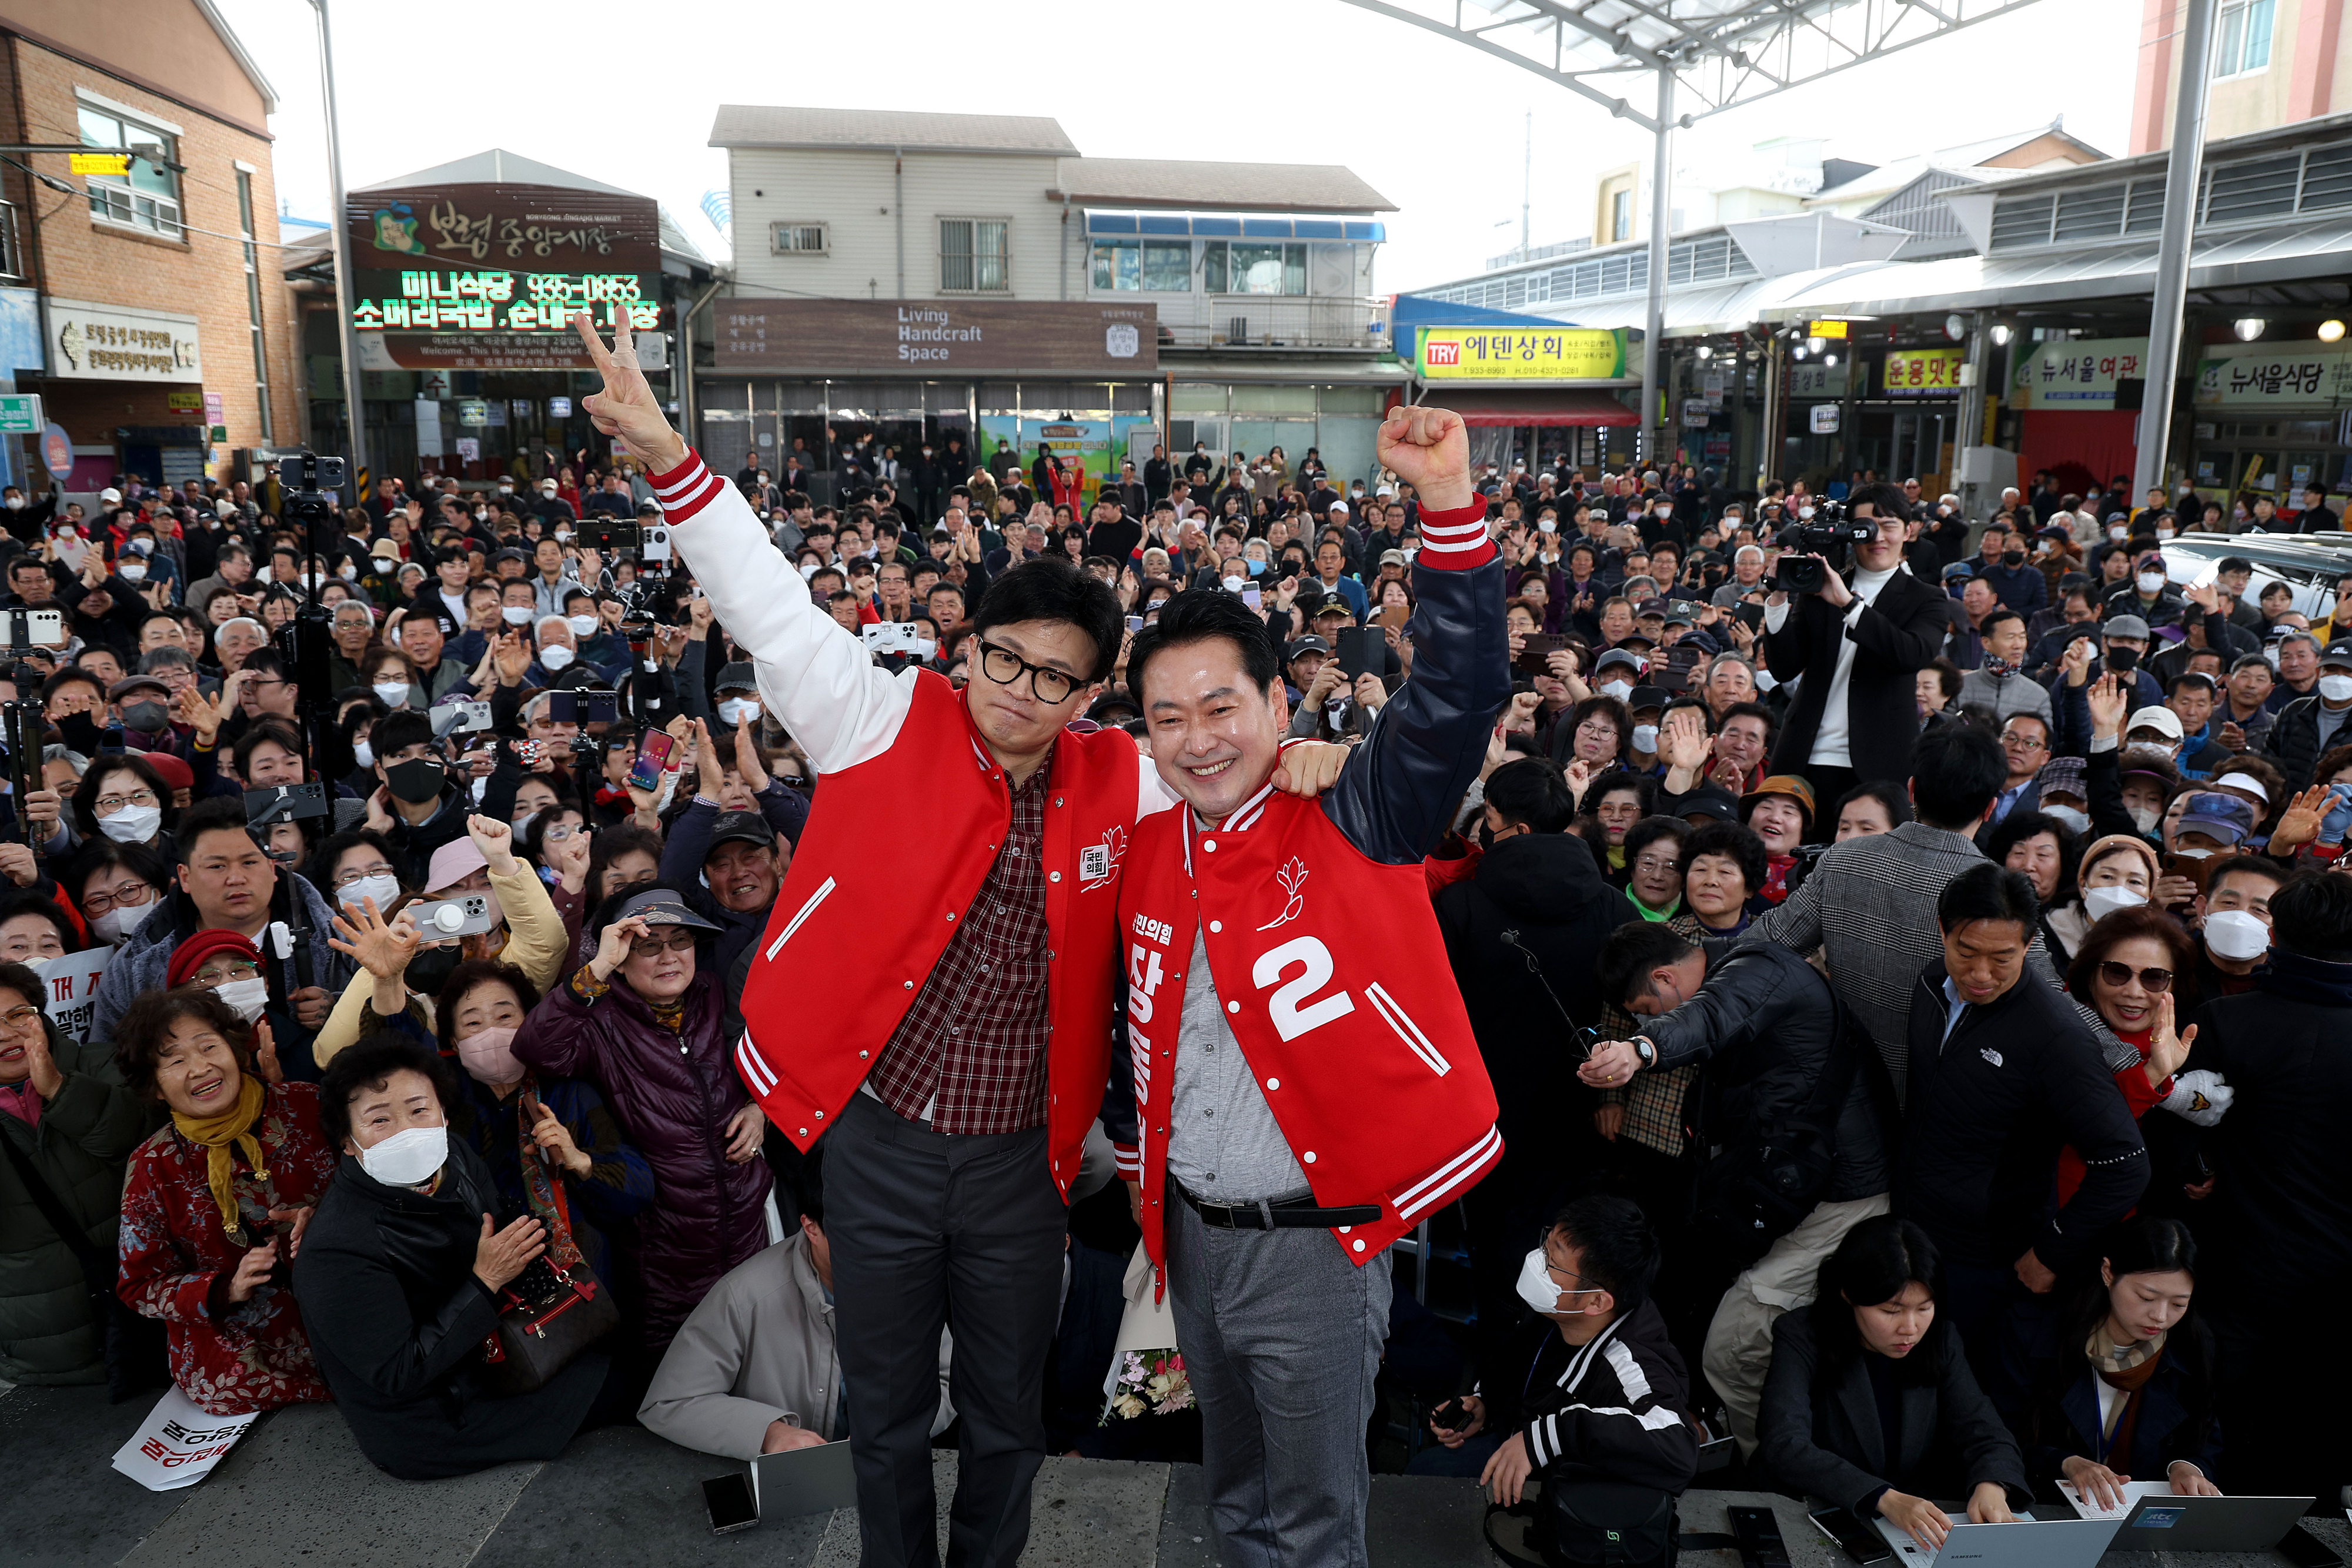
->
[1128, 934, 1358, 1044]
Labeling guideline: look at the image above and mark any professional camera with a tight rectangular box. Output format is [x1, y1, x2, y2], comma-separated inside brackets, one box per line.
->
[1772, 500, 1876, 596]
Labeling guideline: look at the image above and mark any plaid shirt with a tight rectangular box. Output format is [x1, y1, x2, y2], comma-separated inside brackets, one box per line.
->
[865, 755, 1053, 1134]
[1595, 997, 1696, 1159]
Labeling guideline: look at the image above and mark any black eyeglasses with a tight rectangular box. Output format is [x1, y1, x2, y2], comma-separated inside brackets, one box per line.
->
[975, 640, 1080, 706]
[2097, 961, 2173, 993]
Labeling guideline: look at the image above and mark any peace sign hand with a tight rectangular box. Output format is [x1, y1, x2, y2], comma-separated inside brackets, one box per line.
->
[574, 313, 687, 474]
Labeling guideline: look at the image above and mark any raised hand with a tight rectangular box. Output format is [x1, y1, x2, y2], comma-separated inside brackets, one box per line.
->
[733, 714, 771, 793]
[1563, 757, 1593, 808]
[250, 1017, 284, 1083]
[1375, 405, 1472, 512]
[574, 312, 688, 474]
[546, 821, 591, 894]
[2270, 783, 2331, 852]
[2061, 637, 2094, 687]
[465, 813, 519, 874]
[589, 914, 652, 982]
[327, 897, 420, 980]
[2144, 991, 2197, 1084]
[2086, 671, 2127, 743]
[492, 631, 532, 686]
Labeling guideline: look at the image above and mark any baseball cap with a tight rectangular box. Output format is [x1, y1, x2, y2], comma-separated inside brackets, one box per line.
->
[1327, 500, 1349, 516]
[1635, 597, 1670, 619]
[1625, 685, 1669, 714]
[2177, 791, 2256, 845]
[714, 660, 757, 694]
[2323, 640, 2352, 670]
[2034, 754, 2086, 804]
[108, 674, 170, 703]
[1593, 648, 1646, 677]
[1287, 635, 1332, 661]
[2104, 613, 2151, 640]
[491, 548, 529, 567]
[540, 478, 559, 492]
[99, 487, 122, 504]
[1742, 774, 1817, 822]
[613, 887, 721, 932]
[1379, 549, 1406, 568]
[1677, 788, 1739, 825]
[635, 499, 663, 517]
[2124, 705, 2185, 742]
[704, 810, 776, 855]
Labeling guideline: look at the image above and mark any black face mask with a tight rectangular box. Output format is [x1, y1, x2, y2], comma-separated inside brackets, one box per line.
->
[122, 700, 170, 733]
[2106, 646, 2140, 675]
[385, 757, 446, 804]
[2002, 550, 2026, 567]
[405, 943, 460, 994]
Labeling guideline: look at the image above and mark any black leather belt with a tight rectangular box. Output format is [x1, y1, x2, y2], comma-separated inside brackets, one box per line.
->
[1175, 1181, 1382, 1230]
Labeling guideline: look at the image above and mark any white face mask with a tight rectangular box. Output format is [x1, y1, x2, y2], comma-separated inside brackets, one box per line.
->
[567, 614, 599, 637]
[2083, 884, 2149, 922]
[373, 681, 412, 708]
[2043, 804, 2090, 835]
[119, 562, 148, 583]
[2109, 526, 2127, 541]
[1632, 724, 1659, 751]
[540, 646, 574, 672]
[2320, 673, 2352, 703]
[2203, 908, 2270, 962]
[717, 696, 761, 726]
[501, 604, 533, 625]
[357, 1124, 447, 1188]
[2128, 805, 2161, 834]
[555, 529, 573, 543]
[212, 975, 269, 1022]
[1599, 679, 1633, 701]
[99, 804, 162, 844]
[338, 872, 400, 912]
[2136, 572, 2166, 594]
[92, 903, 147, 944]
[1222, 575, 1244, 593]
[353, 739, 375, 769]
[1516, 1247, 1601, 1317]
[1, 496, 18, 510]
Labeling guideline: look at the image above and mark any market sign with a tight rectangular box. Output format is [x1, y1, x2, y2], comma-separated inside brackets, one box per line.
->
[2009, 336, 2147, 410]
[1787, 362, 1864, 399]
[713, 299, 1158, 375]
[69, 152, 131, 178]
[1882, 347, 1962, 397]
[1416, 326, 1628, 381]
[44, 297, 200, 383]
[1807, 320, 1849, 340]
[2193, 349, 2352, 408]
[346, 181, 661, 371]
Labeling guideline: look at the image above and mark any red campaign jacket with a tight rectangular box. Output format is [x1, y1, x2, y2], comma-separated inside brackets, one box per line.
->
[1118, 792, 1504, 1268]
[733, 670, 1141, 1198]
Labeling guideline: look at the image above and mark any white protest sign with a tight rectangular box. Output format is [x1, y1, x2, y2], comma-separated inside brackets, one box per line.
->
[110, 1385, 259, 1490]
[35, 947, 111, 1039]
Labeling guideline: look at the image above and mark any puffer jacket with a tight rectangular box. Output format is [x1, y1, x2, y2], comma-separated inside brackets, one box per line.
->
[2261, 690, 2352, 791]
[0, 1027, 156, 1383]
[511, 969, 771, 1348]
[1633, 941, 1892, 1203]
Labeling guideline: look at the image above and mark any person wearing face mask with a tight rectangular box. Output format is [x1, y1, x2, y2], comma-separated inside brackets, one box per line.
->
[112, 982, 337, 1415]
[2260, 638, 2352, 790]
[564, 589, 626, 678]
[1589, 911, 1897, 1451]
[360, 710, 475, 891]
[1426, 1197, 1697, 1508]
[2186, 853, 2285, 1008]
[655, 717, 806, 992]
[295, 1035, 613, 1479]
[1758, 1216, 2027, 1552]
[1976, 529, 2047, 617]
[2099, 550, 2187, 631]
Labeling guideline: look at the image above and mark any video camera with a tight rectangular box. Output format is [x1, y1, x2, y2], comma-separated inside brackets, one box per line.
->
[1772, 500, 1876, 596]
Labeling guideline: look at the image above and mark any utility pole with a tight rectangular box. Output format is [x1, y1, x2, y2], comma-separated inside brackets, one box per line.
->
[2133, 0, 2218, 499]
[1639, 69, 1672, 472]
[1520, 111, 1531, 263]
[310, 0, 370, 495]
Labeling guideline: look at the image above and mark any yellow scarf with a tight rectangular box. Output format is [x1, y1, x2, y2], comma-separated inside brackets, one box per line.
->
[171, 1075, 270, 1237]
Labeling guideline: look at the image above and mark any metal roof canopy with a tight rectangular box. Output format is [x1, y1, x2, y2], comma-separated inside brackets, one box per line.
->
[1337, 0, 2049, 131]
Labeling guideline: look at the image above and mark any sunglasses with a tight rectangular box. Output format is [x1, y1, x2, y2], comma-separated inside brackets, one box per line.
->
[2097, 960, 2173, 993]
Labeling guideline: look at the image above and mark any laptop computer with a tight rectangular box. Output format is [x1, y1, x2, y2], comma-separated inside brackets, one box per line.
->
[2101, 1492, 2313, 1552]
[1873, 1513, 2119, 1567]
[749, 1439, 858, 1520]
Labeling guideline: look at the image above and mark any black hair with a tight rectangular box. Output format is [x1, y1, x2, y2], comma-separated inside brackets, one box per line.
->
[61, 838, 170, 918]
[371, 708, 436, 760]
[1484, 756, 1575, 833]
[1587, 768, 1657, 817]
[1127, 583, 1283, 706]
[1542, 1194, 1661, 1315]
[1834, 780, 1913, 833]
[2201, 851, 2287, 904]
[1809, 1214, 1946, 1381]
[307, 828, 404, 910]
[241, 648, 289, 683]
[1847, 482, 1911, 521]
[318, 1034, 459, 1151]
[1936, 860, 2040, 934]
[0, 958, 45, 1017]
[230, 716, 306, 783]
[2270, 869, 2352, 963]
[0, 887, 76, 954]
[1596, 918, 1695, 1008]
[172, 795, 253, 865]
[1908, 723, 2007, 829]
[1621, 814, 1687, 874]
[1979, 608, 2023, 639]
[69, 751, 175, 843]
[1983, 808, 2083, 904]
[431, 958, 543, 1056]
[967, 556, 1124, 683]
[2035, 1216, 2214, 1456]
[113, 985, 255, 1102]
[1681, 820, 1767, 894]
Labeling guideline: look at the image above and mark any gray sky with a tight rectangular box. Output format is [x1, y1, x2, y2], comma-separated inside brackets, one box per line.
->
[219, 0, 2141, 292]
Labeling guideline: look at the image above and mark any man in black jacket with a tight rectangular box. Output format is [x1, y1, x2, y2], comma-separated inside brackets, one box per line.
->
[2261, 637, 2352, 789]
[1583, 923, 1891, 1453]
[1894, 863, 2145, 1363]
[1762, 482, 1949, 802]
[2183, 870, 2352, 1500]
[1436, 756, 1635, 1423]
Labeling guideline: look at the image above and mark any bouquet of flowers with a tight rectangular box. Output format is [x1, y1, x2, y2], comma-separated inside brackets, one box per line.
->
[1102, 1349, 1192, 1423]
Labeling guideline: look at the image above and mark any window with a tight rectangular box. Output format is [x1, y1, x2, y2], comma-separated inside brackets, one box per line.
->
[940, 219, 1010, 292]
[1090, 239, 1192, 292]
[1202, 241, 1305, 295]
[236, 169, 270, 439]
[770, 222, 829, 255]
[77, 103, 181, 238]
[2214, 0, 2274, 77]
[1611, 188, 1633, 243]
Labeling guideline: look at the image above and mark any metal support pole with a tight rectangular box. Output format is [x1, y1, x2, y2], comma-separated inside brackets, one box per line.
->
[2134, 0, 2218, 499]
[1640, 68, 1672, 472]
[310, 0, 370, 496]
[1956, 310, 1989, 519]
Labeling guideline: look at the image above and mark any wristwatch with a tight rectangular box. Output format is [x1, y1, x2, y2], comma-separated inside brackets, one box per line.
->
[1632, 1037, 1656, 1070]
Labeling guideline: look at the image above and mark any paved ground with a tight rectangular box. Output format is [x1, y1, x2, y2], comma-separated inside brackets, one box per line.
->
[6, 1380, 2342, 1567]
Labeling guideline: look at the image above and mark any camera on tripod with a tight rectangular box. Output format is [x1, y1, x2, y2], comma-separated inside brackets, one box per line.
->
[1772, 501, 1876, 596]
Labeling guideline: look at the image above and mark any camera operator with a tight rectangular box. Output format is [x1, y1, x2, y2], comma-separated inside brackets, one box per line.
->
[1762, 483, 1950, 804]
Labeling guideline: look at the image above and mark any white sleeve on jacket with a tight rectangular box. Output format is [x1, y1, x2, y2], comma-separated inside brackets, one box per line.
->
[653, 452, 913, 773]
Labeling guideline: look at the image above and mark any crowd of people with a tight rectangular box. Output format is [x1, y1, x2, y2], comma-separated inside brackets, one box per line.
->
[0, 313, 2347, 1566]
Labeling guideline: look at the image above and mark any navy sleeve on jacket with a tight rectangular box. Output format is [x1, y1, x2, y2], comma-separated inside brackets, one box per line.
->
[1324, 502, 1509, 866]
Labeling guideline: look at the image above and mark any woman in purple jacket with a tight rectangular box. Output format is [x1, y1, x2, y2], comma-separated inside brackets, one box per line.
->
[513, 885, 770, 1355]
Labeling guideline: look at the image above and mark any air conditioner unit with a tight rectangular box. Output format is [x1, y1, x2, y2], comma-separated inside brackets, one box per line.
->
[1229, 316, 1250, 343]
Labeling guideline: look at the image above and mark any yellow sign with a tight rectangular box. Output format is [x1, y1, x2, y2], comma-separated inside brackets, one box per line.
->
[69, 152, 132, 178]
[165, 392, 203, 412]
[1883, 347, 1964, 396]
[1808, 319, 1849, 340]
[1417, 326, 1628, 381]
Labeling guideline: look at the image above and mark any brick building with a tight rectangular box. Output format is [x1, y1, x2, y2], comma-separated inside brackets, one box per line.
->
[0, 0, 296, 492]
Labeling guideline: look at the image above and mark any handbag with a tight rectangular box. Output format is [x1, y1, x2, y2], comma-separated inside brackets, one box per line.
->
[1484, 1473, 1683, 1568]
[475, 1098, 617, 1396]
[1, 1124, 168, 1403]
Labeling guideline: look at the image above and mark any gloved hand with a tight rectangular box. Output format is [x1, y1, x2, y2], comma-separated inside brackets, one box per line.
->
[2320, 782, 2352, 847]
[2161, 1068, 2234, 1128]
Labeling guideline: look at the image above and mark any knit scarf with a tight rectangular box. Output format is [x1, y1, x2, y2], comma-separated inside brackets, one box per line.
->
[172, 1075, 269, 1237]
[2087, 1320, 2166, 1383]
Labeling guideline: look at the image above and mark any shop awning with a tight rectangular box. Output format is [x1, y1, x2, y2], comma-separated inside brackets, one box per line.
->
[1435, 390, 1638, 427]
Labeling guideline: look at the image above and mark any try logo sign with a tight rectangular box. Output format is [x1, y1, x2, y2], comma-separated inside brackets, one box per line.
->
[1426, 340, 1461, 367]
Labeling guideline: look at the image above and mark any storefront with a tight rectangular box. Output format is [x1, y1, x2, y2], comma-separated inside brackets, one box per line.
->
[2007, 336, 2147, 500]
[34, 296, 212, 491]
[1406, 325, 1640, 473]
[2189, 338, 2352, 509]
